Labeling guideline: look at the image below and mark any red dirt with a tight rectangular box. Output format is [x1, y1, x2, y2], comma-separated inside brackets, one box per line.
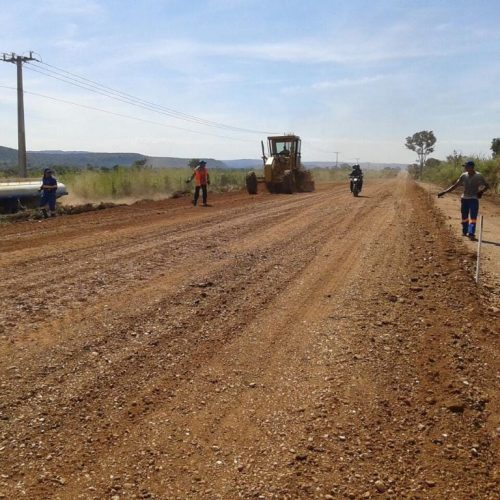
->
[0, 175, 498, 499]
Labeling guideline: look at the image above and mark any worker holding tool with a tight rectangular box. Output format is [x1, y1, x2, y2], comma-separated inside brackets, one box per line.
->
[186, 160, 210, 206]
[437, 160, 489, 240]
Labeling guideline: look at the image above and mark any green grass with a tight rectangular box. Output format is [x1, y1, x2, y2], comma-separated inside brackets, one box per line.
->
[58, 165, 402, 202]
[1, 164, 400, 193]
[0, 164, 402, 219]
[61, 167, 247, 201]
[310, 166, 400, 183]
[416, 157, 500, 194]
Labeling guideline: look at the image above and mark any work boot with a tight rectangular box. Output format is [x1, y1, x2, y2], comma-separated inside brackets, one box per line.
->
[41, 208, 48, 219]
[468, 233, 476, 241]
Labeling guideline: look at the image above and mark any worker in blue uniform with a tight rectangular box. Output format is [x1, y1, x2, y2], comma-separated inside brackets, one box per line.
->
[40, 168, 58, 218]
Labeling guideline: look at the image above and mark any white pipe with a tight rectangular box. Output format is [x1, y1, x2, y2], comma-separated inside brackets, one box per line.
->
[0, 181, 68, 198]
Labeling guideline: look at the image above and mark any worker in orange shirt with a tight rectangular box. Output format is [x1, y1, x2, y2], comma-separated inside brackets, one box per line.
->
[187, 160, 210, 206]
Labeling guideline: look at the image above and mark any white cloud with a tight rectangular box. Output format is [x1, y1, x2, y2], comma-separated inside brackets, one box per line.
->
[38, 0, 103, 16]
[115, 36, 457, 69]
[53, 39, 90, 50]
[312, 75, 387, 90]
[45, 18, 92, 51]
[1, 1, 498, 163]
[0, 86, 17, 104]
[190, 73, 243, 85]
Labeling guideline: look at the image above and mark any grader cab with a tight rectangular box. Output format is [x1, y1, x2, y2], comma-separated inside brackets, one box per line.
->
[245, 135, 315, 194]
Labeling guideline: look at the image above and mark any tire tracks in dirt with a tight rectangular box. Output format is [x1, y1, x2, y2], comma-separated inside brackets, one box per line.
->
[0, 177, 498, 499]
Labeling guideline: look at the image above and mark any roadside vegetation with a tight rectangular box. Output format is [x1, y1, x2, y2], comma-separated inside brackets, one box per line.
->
[408, 153, 500, 194]
[62, 165, 400, 201]
[310, 165, 399, 184]
[406, 133, 500, 194]
[61, 165, 247, 201]
[1, 161, 400, 204]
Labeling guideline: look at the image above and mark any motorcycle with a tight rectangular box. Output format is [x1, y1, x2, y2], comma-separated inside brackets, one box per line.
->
[351, 176, 362, 197]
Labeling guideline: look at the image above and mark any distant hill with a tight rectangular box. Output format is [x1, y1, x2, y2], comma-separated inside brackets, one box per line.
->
[223, 160, 406, 170]
[0, 146, 230, 170]
[0, 146, 18, 166]
[0, 145, 407, 171]
[303, 161, 406, 170]
[146, 157, 226, 169]
[359, 162, 406, 170]
[222, 159, 262, 169]
[0, 145, 145, 169]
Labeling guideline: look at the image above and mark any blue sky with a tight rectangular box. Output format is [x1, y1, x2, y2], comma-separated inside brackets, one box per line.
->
[1, 0, 499, 163]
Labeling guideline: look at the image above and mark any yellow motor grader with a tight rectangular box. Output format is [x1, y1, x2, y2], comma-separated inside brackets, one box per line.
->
[245, 134, 315, 194]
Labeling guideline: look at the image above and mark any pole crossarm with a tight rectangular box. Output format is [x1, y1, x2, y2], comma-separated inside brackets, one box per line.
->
[1, 51, 39, 64]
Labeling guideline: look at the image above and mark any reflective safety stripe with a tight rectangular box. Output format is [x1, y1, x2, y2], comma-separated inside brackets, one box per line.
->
[462, 218, 469, 223]
[470, 219, 477, 223]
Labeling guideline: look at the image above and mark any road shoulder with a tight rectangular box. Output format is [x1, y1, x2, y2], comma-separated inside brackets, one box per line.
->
[420, 182, 500, 308]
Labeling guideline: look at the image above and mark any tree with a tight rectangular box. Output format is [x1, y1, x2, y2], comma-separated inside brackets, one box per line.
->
[132, 158, 148, 169]
[407, 163, 419, 178]
[188, 158, 200, 169]
[405, 130, 436, 179]
[425, 157, 441, 169]
[491, 138, 500, 158]
[446, 150, 464, 172]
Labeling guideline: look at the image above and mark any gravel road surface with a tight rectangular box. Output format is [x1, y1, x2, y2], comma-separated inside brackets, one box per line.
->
[0, 175, 498, 499]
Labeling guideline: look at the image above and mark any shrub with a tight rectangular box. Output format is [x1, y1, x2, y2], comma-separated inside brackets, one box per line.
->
[61, 167, 248, 201]
[421, 157, 499, 194]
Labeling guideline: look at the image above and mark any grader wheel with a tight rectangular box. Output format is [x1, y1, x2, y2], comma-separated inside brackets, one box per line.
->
[245, 172, 258, 195]
[265, 182, 276, 194]
[282, 170, 296, 194]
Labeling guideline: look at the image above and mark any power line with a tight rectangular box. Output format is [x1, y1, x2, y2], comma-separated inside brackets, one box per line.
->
[34, 61, 250, 131]
[26, 64, 248, 132]
[304, 143, 343, 163]
[26, 60, 277, 135]
[0, 84, 255, 143]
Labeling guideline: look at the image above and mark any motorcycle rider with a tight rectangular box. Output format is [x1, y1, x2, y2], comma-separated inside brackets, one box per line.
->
[349, 164, 363, 193]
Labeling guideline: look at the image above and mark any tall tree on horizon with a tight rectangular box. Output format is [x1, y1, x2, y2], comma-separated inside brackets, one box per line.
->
[490, 138, 500, 158]
[405, 131, 437, 179]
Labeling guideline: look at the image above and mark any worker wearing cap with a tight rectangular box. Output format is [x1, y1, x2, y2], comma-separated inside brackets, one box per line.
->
[187, 160, 210, 206]
[437, 160, 489, 240]
[39, 168, 58, 218]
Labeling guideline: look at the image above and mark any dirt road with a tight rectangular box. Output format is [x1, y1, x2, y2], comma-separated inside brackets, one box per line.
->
[0, 175, 498, 499]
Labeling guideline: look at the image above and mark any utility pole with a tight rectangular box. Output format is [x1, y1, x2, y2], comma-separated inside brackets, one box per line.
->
[333, 151, 340, 168]
[1, 51, 38, 177]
